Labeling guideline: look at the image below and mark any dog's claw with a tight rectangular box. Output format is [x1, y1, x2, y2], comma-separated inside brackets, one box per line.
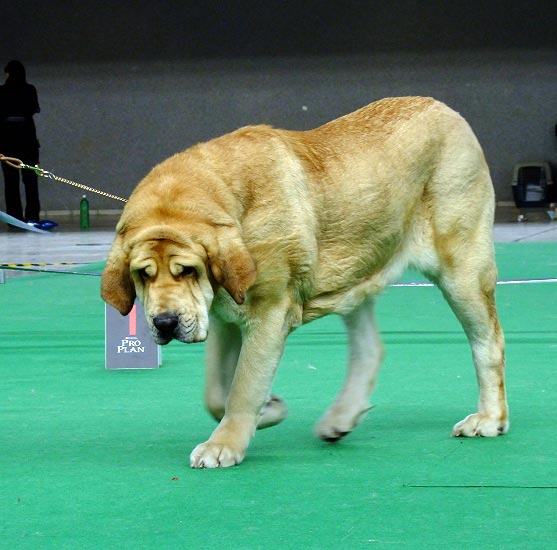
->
[315, 405, 372, 442]
[451, 413, 509, 438]
[321, 430, 351, 443]
[190, 442, 244, 469]
[258, 395, 288, 429]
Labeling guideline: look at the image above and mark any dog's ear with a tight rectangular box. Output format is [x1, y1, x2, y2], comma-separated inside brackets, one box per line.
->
[207, 226, 257, 305]
[101, 232, 136, 315]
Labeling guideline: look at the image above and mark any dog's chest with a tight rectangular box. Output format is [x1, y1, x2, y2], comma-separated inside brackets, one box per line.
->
[210, 291, 245, 325]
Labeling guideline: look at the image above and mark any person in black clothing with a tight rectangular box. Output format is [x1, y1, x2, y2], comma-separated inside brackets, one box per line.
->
[0, 60, 41, 223]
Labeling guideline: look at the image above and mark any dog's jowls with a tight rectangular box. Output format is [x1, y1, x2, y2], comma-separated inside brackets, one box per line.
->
[101, 97, 508, 468]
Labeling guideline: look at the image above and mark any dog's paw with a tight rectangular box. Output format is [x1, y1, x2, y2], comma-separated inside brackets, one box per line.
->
[452, 413, 509, 437]
[190, 441, 245, 469]
[258, 395, 288, 429]
[315, 405, 372, 442]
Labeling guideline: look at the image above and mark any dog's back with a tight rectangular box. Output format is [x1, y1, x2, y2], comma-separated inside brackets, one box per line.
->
[280, 97, 495, 319]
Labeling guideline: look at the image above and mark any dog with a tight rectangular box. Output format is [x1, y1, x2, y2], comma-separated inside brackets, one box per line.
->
[101, 96, 508, 468]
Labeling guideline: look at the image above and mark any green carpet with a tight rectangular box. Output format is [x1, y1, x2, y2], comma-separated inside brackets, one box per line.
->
[1, 243, 556, 549]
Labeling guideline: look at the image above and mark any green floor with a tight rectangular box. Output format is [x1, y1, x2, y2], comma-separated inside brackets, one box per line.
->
[1, 243, 556, 549]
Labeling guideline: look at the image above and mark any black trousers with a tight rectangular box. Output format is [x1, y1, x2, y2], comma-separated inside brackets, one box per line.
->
[1, 147, 41, 222]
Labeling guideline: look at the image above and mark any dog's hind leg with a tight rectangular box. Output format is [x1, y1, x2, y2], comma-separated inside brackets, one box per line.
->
[204, 315, 287, 429]
[315, 297, 383, 442]
[436, 241, 509, 437]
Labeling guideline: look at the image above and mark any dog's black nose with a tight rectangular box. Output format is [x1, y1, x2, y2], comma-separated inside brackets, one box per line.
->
[153, 313, 179, 333]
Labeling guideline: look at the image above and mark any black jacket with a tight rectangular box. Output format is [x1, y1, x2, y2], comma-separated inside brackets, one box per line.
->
[0, 80, 40, 152]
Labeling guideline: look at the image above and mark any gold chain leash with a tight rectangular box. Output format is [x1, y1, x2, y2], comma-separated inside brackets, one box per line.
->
[0, 154, 128, 203]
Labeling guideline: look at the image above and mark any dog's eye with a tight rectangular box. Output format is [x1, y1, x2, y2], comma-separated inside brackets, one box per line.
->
[181, 266, 196, 277]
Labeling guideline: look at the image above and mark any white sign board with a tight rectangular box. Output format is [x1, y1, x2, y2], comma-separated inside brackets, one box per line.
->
[105, 301, 161, 369]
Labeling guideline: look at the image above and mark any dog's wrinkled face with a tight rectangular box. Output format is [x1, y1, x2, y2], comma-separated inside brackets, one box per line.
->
[129, 239, 215, 344]
[101, 222, 257, 345]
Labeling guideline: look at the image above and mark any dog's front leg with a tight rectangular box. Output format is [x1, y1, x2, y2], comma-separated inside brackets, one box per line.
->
[190, 303, 289, 468]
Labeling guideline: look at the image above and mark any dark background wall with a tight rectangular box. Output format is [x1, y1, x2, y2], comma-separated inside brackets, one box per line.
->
[2, 1, 556, 212]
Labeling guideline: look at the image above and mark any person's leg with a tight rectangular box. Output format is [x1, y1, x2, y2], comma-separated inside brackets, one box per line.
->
[1, 162, 24, 220]
[21, 149, 41, 222]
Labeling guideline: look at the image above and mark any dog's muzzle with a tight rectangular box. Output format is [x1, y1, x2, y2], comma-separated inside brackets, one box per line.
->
[152, 312, 179, 344]
[153, 312, 179, 332]
[151, 312, 201, 344]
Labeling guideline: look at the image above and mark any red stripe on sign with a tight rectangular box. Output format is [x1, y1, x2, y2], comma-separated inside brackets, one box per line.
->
[129, 304, 137, 336]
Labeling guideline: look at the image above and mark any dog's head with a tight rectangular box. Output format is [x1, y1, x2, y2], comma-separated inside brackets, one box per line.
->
[101, 221, 256, 344]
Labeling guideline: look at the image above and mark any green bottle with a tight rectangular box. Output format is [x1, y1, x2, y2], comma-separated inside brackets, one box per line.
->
[80, 194, 90, 229]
